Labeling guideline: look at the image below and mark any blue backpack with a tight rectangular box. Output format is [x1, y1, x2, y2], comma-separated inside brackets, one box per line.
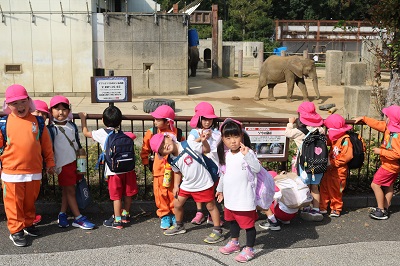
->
[0, 115, 45, 155]
[167, 140, 219, 182]
[99, 129, 135, 173]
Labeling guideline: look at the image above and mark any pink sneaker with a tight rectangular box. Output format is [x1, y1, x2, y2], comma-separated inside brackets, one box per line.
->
[219, 240, 240, 255]
[191, 212, 205, 225]
[33, 214, 42, 226]
[234, 247, 255, 262]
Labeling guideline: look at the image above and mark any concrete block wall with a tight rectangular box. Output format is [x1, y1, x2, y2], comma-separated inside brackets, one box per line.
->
[325, 50, 343, 86]
[344, 86, 372, 119]
[344, 62, 367, 86]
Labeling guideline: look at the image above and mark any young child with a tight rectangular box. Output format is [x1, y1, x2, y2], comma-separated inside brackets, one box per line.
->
[48, 95, 95, 230]
[188, 101, 222, 225]
[216, 118, 260, 263]
[285, 102, 325, 221]
[320, 114, 353, 217]
[149, 132, 223, 244]
[355, 105, 400, 220]
[1, 84, 55, 247]
[140, 105, 184, 229]
[79, 107, 138, 229]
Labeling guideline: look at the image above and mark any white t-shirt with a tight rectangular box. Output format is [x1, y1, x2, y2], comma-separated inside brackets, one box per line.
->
[169, 140, 214, 192]
[51, 122, 80, 173]
[187, 128, 221, 165]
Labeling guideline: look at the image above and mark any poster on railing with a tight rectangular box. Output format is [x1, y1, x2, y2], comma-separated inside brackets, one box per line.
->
[245, 125, 289, 161]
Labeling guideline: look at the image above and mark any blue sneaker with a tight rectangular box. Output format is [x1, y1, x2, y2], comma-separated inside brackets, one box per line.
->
[58, 213, 69, 228]
[170, 214, 176, 226]
[72, 216, 95, 230]
[160, 215, 172, 229]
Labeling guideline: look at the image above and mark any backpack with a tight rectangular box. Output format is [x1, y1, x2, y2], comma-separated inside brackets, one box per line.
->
[298, 128, 328, 175]
[0, 115, 45, 155]
[341, 131, 366, 169]
[167, 140, 220, 182]
[48, 121, 82, 149]
[274, 171, 312, 209]
[101, 129, 135, 173]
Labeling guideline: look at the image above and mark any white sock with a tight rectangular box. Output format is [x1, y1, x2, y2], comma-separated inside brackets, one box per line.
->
[267, 215, 277, 223]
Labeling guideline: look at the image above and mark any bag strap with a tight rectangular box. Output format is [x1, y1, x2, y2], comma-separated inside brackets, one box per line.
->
[168, 140, 208, 171]
[57, 125, 78, 152]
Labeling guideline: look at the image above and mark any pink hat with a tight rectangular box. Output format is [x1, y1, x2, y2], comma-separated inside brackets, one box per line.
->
[268, 170, 278, 178]
[382, 105, 400, 133]
[297, 102, 323, 127]
[5, 84, 29, 103]
[124, 132, 137, 140]
[189, 102, 218, 128]
[151, 105, 176, 131]
[150, 133, 165, 154]
[324, 114, 352, 141]
[33, 100, 49, 114]
[50, 95, 70, 108]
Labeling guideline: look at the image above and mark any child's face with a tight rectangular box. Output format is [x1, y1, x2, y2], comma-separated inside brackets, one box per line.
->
[201, 118, 213, 129]
[51, 104, 70, 121]
[158, 135, 176, 156]
[222, 134, 242, 152]
[154, 119, 169, 130]
[32, 110, 48, 121]
[8, 98, 30, 118]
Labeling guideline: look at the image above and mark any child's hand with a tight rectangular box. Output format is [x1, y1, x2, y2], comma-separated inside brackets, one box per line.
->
[46, 166, 55, 175]
[173, 187, 179, 200]
[216, 192, 224, 203]
[354, 117, 364, 124]
[78, 112, 87, 119]
[288, 117, 296, 124]
[202, 129, 212, 139]
[200, 131, 208, 142]
[240, 142, 249, 155]
[373, 148, 381, 155]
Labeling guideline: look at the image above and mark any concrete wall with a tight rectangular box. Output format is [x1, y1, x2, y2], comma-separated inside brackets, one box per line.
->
[0, 0, 93, 95]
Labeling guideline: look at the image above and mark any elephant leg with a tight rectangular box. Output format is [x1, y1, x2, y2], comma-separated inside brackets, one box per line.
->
[254, 78, 267, 101]
[190, 63, 197, 77]
[267, 84, 277, 101]
[296, 79, 310, 102]
[286, 79, 296, 102]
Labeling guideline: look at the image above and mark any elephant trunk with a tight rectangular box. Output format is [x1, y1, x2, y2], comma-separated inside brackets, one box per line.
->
[312, 77, 320, 100]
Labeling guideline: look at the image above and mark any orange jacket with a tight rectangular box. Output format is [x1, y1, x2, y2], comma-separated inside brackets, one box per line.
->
[140, 127, 185, 177]
[0, 114, 55, 174]
[326, 134, 353, 177]
[363, 116, 400, 173]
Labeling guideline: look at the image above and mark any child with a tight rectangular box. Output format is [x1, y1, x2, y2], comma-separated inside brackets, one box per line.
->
[48, 95, 95, 230]
[320, 114, 353, 217]
[1, 84, 55, 247]
[140, 105, 184, 229]
[259, 171, 298, 230]
[149, 132, 223, 244]
[216, 118, 260, 263]
[355, 105, 400, 220]
[285, 102, 324, 221]
[188, 101, 221, 225]
[78, 107, 138, 229]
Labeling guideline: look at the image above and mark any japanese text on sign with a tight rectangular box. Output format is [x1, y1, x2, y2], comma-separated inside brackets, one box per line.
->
[245, 126, 287, 159]
[96, 77, 128, 102]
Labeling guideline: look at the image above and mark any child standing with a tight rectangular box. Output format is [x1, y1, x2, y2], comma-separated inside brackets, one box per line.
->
[1, 84, 55, 247]
[285, 102, 325, 221]
[149, 132, 223, 244]
[216, 118, 260, 263]
[48, 95, 95, 230]
[188, 101, 221, 225]
[320, 114, 353, 217]
[355, 105, 400, 220]
[79, 107, 138, 229]
[140, 105, 185, 229]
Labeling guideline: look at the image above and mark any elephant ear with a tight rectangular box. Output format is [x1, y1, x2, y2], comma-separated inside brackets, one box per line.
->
[287, 57, 304, 78]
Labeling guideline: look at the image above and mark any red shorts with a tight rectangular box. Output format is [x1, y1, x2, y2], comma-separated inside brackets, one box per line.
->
[271, 202, 297, 222]
[58, 161, 81, 187]
[224, 208, 258, 229]
[178, 186, 214, 203]
[373, 167, 398, 187]
[107, 171, 138, 201]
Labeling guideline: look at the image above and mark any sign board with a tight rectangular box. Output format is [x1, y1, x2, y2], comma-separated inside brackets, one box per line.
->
[245, 125, 289, 161]
[91, 76, 132, 103]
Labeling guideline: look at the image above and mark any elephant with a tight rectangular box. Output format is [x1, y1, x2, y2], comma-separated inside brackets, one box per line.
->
[254, 55, 320, 102]
[188, 46, 199, 77]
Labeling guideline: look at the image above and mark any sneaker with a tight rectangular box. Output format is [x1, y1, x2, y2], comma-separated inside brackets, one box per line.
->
[219, 240, 240, 255]
[259, 219, 281, 231]
[319, 209, 328, 214]
[234, 247, 255, 263]
[278, 219, 291, 225]
[300, 208, 324, 222]
[58, 213, 69, 228]
[72, 216, 95, 229]
[23, 226, 40, 237]
[169, 214, 176, 226]
[164, 224, 186, 236]
[121, 214, 131, 224]
[33, 214, 42, 226]
[330, 210, 340, 217]
[204, 229, 224, 244]
[370, 208, 388, 220]
[206, 214, 224, 226]
[160, 215, 172, 229]
[191, 212, 205, 225]
[103, 216, 123, 229]
[9, 231, 27, 247]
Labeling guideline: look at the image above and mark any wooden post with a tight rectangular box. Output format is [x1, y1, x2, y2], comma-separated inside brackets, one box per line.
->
[238, 50, 243, 78]
[211, 4, 218, 78]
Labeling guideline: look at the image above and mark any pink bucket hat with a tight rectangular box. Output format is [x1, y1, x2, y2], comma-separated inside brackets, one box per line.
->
[382, 105, 400, 133]
[2, 84, 36, 114]
[189, 102, 218, 128]
[50, 95, 70, 108]
[151, 105, 176, 130]
[297, 102, 323, 127]
[150, 133, 166, 155]
[324, 114, 352, 141]
[33, 100, 49, 114]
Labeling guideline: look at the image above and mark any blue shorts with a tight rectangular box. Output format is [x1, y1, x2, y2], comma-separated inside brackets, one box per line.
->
[298, 165, 323, 185]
